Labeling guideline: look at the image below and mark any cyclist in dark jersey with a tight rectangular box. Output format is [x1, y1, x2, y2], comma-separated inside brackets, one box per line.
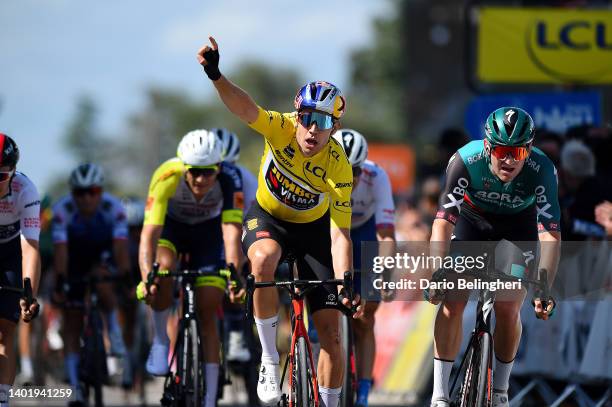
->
[428, 107, 561, 407]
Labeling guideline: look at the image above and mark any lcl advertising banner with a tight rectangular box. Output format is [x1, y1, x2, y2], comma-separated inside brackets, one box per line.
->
[477, 7, 612, 84]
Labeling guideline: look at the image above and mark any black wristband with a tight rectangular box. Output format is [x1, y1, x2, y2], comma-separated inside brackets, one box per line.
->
[202, 49, 221, 81]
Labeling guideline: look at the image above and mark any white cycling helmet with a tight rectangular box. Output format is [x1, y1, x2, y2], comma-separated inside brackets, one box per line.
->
[211, 128, 240, 163]
[333, 129, 368, 167]
[69, 163, 105, 188]
[177, 129, 224, 167]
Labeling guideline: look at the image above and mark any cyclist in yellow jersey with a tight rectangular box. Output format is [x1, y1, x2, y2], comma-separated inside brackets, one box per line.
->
[138, 130, 244, 407]
[198, 36, 363, 407]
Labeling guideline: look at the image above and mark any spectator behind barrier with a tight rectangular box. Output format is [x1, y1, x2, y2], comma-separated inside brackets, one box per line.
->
[559, 140, 611, 240]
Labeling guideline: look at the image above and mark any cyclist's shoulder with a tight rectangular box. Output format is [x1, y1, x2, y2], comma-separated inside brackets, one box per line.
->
[149, 158, 183, 190]
[325, 136, 352, 173]
[99, 192, 124, 214]
[250, 106, 297, 140]
[362, 160, 386, 177]
[11, 171, 38, 192]
[52, 195, 76, 218]
[457, 140, 486, 166]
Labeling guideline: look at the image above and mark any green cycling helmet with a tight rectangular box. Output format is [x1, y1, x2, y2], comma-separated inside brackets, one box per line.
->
[484, 107, 535, 147]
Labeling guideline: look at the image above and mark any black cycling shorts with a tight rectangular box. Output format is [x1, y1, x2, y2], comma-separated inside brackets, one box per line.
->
[0, 237, 23, 323]
[242, 201, 338, 315]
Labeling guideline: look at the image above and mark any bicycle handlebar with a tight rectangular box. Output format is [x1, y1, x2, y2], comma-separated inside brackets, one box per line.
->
[245, 271, 356, 319]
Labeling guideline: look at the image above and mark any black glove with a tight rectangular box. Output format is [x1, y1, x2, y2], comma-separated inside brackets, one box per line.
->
[202, 48, 221, 81]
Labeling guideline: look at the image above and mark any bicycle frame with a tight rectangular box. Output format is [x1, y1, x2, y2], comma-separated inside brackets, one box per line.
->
[287, 289, 320, 407]
[246, 271, 353, 407]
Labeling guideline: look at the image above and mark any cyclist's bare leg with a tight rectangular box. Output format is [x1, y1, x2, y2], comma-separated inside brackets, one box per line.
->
[492, 291, 525, 360]
[312, 308, 343, 388]
[0, 320, 17, 385]
[247, 239, 282, 319]
[492, 290, 525, 392]
[352, 301, 379, 379]
[433, 300, 467, 360]
[432, 299, 467, 402]
[195, 287, 224, 364]
[17, 320, 33, 380]
[62, 307, 84, 387]
[151, 246, 177, 311]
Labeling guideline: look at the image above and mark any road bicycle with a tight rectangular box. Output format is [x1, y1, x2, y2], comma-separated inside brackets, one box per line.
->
[142, 263, 239, 407]
[435, 267, 552, 407]
[61, 273, 128, 407]
[245, 258, 355, 407]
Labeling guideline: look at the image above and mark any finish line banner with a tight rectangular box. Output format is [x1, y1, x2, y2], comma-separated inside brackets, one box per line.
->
[477, 7, 612, 84]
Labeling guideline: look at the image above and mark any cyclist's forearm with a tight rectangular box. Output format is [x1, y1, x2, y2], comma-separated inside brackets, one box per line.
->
[139, 224, 162, 280]
[430, 219, 453, 258]
[377, 225, 396, 258]
[212, 76, 259, 124]
[222, 222, 243, 270]
[331, 227, 353, 279]
[21, 238, 41, 296]
[538, 230, 561, 286]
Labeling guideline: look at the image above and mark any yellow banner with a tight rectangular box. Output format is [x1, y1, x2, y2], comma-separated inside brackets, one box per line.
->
[478, 7, 612, 84]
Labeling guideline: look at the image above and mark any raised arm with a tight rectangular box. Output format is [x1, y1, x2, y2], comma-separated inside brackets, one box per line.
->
[197, 36, 259, 124]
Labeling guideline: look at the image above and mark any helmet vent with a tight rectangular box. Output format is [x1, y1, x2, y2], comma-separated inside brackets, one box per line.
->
[320, 89, 331, 101]
[515, 121, 529, 141]
[492, 120, 501, 136]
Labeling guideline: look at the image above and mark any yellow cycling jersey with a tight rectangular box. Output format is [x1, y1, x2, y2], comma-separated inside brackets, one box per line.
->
[144, 158, 244, 226]
[249, 106, 353, 229]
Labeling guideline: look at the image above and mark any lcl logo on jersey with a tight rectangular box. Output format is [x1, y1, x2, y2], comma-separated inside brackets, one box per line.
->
[303, 161, 327, 185]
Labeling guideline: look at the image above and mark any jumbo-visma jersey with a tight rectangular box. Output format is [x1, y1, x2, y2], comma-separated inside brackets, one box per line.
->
[249, 106, 353, 229]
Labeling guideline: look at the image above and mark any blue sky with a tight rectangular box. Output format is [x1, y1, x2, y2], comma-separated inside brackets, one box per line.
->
[0, 0, 391, 192]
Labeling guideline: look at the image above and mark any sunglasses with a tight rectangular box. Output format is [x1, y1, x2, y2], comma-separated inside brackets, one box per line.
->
[188, 166, 218, 178]
[0, 170, 14, 183]
[297, 111, 334, 130]
[491, 145, 531, 161]
[73, 186, 102, 197]
[352, 166, 362, 177]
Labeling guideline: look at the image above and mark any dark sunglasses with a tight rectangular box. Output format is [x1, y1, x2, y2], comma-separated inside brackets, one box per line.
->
[0, 170, 14, 183]
[72, 187, 102, 197]
[352, 166, 362, 177]
[188, 166, 218, 178]
[297, 111, 334, 130]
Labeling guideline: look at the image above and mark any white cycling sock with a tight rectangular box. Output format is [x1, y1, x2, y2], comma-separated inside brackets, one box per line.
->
[105, 310, 121, 334]
[255, 315, 279, 364]
[319, 386, 341, 407]
[0, 384, 10, 407]
[204, 363, 219, 407]
[65, 352, 80, 387]
[432, 357, 453, 400]
[20, 356, 33, 377]
[493, 356, 514, 392]
[152, 309, 170, 345]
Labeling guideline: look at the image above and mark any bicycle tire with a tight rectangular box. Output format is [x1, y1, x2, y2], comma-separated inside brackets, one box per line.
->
[182, 319, 201, 407]
[294, 336, 314, 407]
[474, 333, 492, 407]
[450, 338, 476, 407]
[340, 315, 355, 407]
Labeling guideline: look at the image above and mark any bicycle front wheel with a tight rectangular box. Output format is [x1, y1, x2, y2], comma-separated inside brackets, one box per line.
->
[182, 319, 202, 407]
[451, 332, 492, 407]
[473, 332, 492, 407]
[340, 315, 355, 407]
[294, 336, 314, 407]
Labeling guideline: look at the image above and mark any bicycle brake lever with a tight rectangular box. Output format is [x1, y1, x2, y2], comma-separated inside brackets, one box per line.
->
[245, 274, 255, 319]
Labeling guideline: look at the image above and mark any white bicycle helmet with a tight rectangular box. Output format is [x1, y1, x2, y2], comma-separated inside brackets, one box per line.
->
[333, 129, 368, 167]
[177, 129, 224, 167]
[211, 128, 240, 163]
[69, 163, 105, 188]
